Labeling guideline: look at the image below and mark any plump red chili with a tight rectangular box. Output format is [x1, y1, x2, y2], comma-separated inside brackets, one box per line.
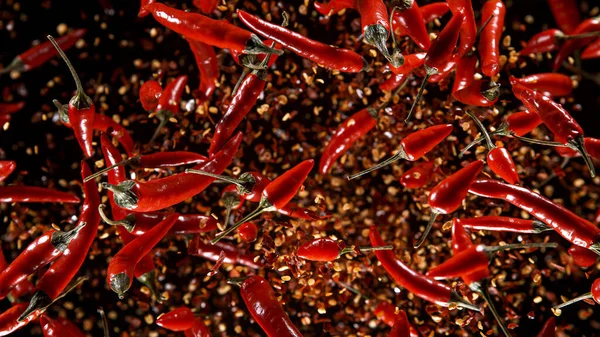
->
[452, 54, 477, 94]
[183, 317, 211, 337]
[568, 245, 598, 268]
[478, 0, 506, 77]
[238, 222, 258, 243]
[457, 216, 551, 234]
[546, 0, 581, 34]
[40, 314, 81, 337]
[399, 161, 435, 189]
[139, 79, 162, 112]
[511, 73, 573, 97]
[296, 238, 346, 262]
[520, 29, 564, 55]
[552, 17, 600, 71]
[392, 2, 450, 37]
[156, 307, 195, 331]
[187, 39, 219, 102]
[188, 236, 262, 269]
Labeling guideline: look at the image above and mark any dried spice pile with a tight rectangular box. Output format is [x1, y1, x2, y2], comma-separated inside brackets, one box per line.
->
[1, 0, 600, 336]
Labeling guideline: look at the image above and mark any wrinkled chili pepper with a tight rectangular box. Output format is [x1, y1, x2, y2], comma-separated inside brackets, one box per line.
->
[568, 245, 598, 268]
[552, 16, 600, 71]
[447, 0, 477, 57]
[546, 0, 581, 34]
[156, 307, 195, 331]
[390, 0, 431, 51]
[187, 39, 219, 102]
[0, 161, 16, 182]
[478, 0, 505, 77]
[102, 132, 242, 212]
[416, 160, 484, 248]
[347, 124, 453, 179]
[0, 186, 80, 203]
[296, 238, 391, 262]
[188, 236, 262, 269]
[511, 73, 573, 97]
[400, 161, 435, 189]
[139, 79, 162, 112]
[453, 79, 500, 107]
[0, 29, 86, 76]
[238, 222, 258, 243]
[457, 216, 552, 234]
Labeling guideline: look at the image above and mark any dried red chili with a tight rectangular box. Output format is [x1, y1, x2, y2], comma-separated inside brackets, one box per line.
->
[568, 245, 598, 268]
[390, 0, 431, 51]
[447, 0, 477, 56]
[238, 222, 258, 243]
[0, 161, 16, 183]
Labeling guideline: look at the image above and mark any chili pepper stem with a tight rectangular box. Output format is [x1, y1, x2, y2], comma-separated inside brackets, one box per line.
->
[101, 181, 139, 209]
[483, 242, 558, 254]
[149, 110, 172, 144]
[358, 245, 394, 253]
[227, 277, 248, 287]
[17, 291, 51, 323]
[0, 58, 24, 76]
[98, 307, 110, 337]
[405, 66, 438, 124]
[137, 270, 165, 303]
[53, 223, 86, 251]
[84, 157, 139, 182]
[414, 211, 439, 248]
[336, 281, 370, 300]
[364, 24, 404, 68]
[511, 134, 565, 147]
[17, 276, 88, 322]
[232, 67, 251, 96]
[211, 198, 275, 244]
[553, 292, 592, 310]
[223, 206, 232, 228]
[450, 290, 481, 312]
[569, 136, 596, 178]
[244, 34, 284, 56]
[460, 124, 510, 157]
[588, 243, 600, 257]
[532, 220, 553, 233]
[561, 31, 600, 40]
[98, 204, 135, 232]
[465, 109, 494, 150]
[185, 169, 245, 187]
[52, 99, 70, 124]
[470, 281, 513, 337]
[346, 146, 408, 180]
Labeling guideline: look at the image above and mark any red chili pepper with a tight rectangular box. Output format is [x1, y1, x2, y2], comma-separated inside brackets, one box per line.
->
[19, 162, 101, 320]
[368, 226, 478, 310]
[392, 2, 449, 37]
[0, 303, 36, 335]
[183, 318, 211, 337]
[582, 38, 600, 59]
[453, 79, 500, 107]
[156, 307, 195, 331]
[314, 0, 355, 16]
[390, 53, 426, 75]
[0, 102, 25, 115]
[478, 0, 505, 77]
[150, 74, 188, 143]
[416, 160, 484, 248]
[188, 236, 262, 269]
[389, 310, 410, 337]
[0, 246, 34, 302]
[145, 3, 281, 56]
[193, 0, 219, 15]
[400, 161, 435, 189]
[139, 79, 162, 112]
[357, 0, 402, 66]
[238, 222, 258, 243]
[296, 238, 389, 262]
[521, 28, 567, 55]
[238, 275, 303, 337]
[0, 186, 80, 203]
[568, 244, 598, 268]
[546, 0, 581, 34]
[186, 170, 270, 203]
[107, 213, 177, 298]
[0, 29, 86, 76]
[374, 301, 396, 327]
[457, 216, 552, 234]
[553, 16, 600, 71]
[428, 53, 458, 84]
[347, 124, 453, 179]
[511, 73, 573, 97]
[469, 179, 600, 252]
[40, 314, 81, 337]
[556, 137, 600, 160]
[237, 10, 367, 73]
[0, 225, 81, 299]
[451, 54, 477, 94]
[48, 35, 96, 158]
[212, 159, 314, 243]
[102, 132, 242, 212]
[447, 0, 477, 56]
[187, 39, 219, 102]
[0, 161, 16, 182]
[406, 13, 463, 122]
[390, 0, 431, 50]
[536, 317, 556, 337]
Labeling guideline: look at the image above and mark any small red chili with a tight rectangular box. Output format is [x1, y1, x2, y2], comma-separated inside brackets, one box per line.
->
[40, 314, 83, 337]
[457, 216, 552, 234]
[156, 307, 195, 331]
[296, 238, 391, 262]
[568, 245, 598, 268]
[399, 161, 435, 189]
[380, 73, 406, 91]
[314, 0, 355, 16]
[151, 75, 188, 143]
[520, 29, 564, 55]
[187, 39, 219, 102]
[186, 170, 270, 203]
[478, 0, 506, 77]
[510, 73, 573, 97]
[139, 79, 162, 112]
[238, 222, 258, 243]
[546, 0, 582, 34]
[188, 236, 263, 269]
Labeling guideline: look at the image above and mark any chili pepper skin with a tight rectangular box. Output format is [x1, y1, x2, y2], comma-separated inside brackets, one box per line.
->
[546, 0, 581, 34]
[0, 186, 80, 203]
[357, 0, 402, 66]
[0, 247, 34, 301]
[107, 213, 178, 298]
[521, 29, 563, 55]
[582, 38, 600, 59]
[391, 0, 431, 50]
[447, 0, 477, 56]
[502, 111, 542, 137]
[93, 114, 135, 156]
[156, 307, 195, 331]
[478, 0, 505, 77]
[188, 236, 262, 269]
[0, 161, 16, 182]
[0, 226, 81, 299]
[193, 0, 219, 15]
[0, 303, 36, 336]
[510, 73, 573, 97]
[487, 147, 520, 185]
[240, 275, 304, 337]
[427, 245, 493, 280]
[157, 75, 187, 115]
[389, 310, 410, 337]
[0, 102, 25, 115]
[20, 162, 101, 319]
[139, 80, 162, 112]
[428, 53, 458, 83]
[553, 17, 600, 71]
[458, 216, 552, 234]
[568, 245, 597, 268]
[145, 3, 281, 56]
[314, 0, 355, 16]
[536, 317, 556, 337]
[452, 54, 477, 94]
[187, 39, 218, 102]
[238, 222, 258, 243]
[380, 73, 407, 91]
[297, 238, 343, 262]
[374, 301, 396, 327]
[103, 132, 242, 212]
[392, 2, 449, 38]
[0, 29, 86, 76]
[453, 79, 500, 107]
[400, 161, 435, 189]
[100, 208, 218, 236]
[40, 314, 79, 337]
[451, 219, 491, 284]
[390, 53, 426, 75]
[183, 318, 211, 337]
[469, 179, 600, 250]
[237, 10, 367, 73]
[556, 138, 600, 159]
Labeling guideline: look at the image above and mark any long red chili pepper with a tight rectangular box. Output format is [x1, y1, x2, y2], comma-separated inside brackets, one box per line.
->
[452, 54, 477, 94]
[185, 170, 270, 203]
[183, 318, 211, 337]
[478, 0, 506, 77]
[0, 186, 80, 203]
[348, 124, 453, 180]
[212, 159, 314, 243]
[416, 160, 484, 248]
[237, 10, 367, 73]
[156, 307, 195, 331]
[102, 132, 242, 212]
[188, 236, 262, 269]
[453, 79, 500, 107]
[511, 73, 573, 97]
[314, 0, 355, 17]
[428, 53, 458, 83]
[238, 275, 304, 337]
[368, 226, 478, 310]
[555, 138, 600, 160]
[390, 0, 431, 51]
[546, 0, 581, 34]
[296, 238, 391, 262]
[392, 2, 449, 37]
[19, 162, 101, 320]
[447, 0, 477, 57]
[144, 3, 281, 56]
[0, 246, 34, 302]
[552, 16, 600, 71]
[0, 161, 16, 182]
[457, 216, 552, 233]
[390, 53, 426, 75]
[139, 79, 162, 112]
[469, 179, 600, 252]
[107, 213, 177, 298]
[400, 161, 435, 189]
[520, 29, 564, 55]
[0, 225, 81, 299]
[48, 35, 96, 158]
[0, 29, 86, 76]
[568, 245, 598, 268]
[187, 39, 219, 102]
[582, 38, 600, 59]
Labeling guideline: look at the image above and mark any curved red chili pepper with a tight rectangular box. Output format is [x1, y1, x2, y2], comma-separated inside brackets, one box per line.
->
[452, 54, 477, 94]
[568, 245, 597, 268]
[0, 160, 16, 182]
[102, 132, 242, 212]
[582, 38, 600, 59]
[392, 2, 450, 37]
[400, 161, 435, 189]
[503, 111, 543, 137]
[457, 216, 552, 234]
[139, 79, 162, 112]
[183, 317, 211, 337]
[447, 0, 477, 56]
[193, 0, 219, 15]
[185, 170, 270, 203]
[357, 0, 402, 66]
[451, 219, 490, 285]
[553, 17, 600, 71]
[390, 53, 426, 75]
[546, 0, 581, 34]
[428, 54, 458, 84]
[0, 246, 34, 302]
[391, 0, 431, 50]
[187, 39, 219, 102]
[469, 179, 600, 251]
[145, 3, 281, 55]
[487, 147, 520, 185]
[0, 303, 36, 335]
[536, 317, 556, 337]
[314, 0, 355, 16]
[0, 226, 81, 299]
[93, 114, 134, 156]
[156, 307, 195, 331]
[107, 213, 178, 298]
[511, 73, 573, 97]
[520, 29, 563, 55]
[453, 79, 500, 107]
[156, 75, 187, 115]
[19, 162, 101, 319]
[0, 186, 80, 203]
[239, 275, 304, 337]
[237, 10, 367, 73]
[0, 102, 25, 115]
[238, 222, 258, 243]
[369, 226, 478, 310]
[0, 29, 86, 76]
[188, 236, 262, 269]
[478, 0, 505, 77]
[390, 310, 411, 337]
